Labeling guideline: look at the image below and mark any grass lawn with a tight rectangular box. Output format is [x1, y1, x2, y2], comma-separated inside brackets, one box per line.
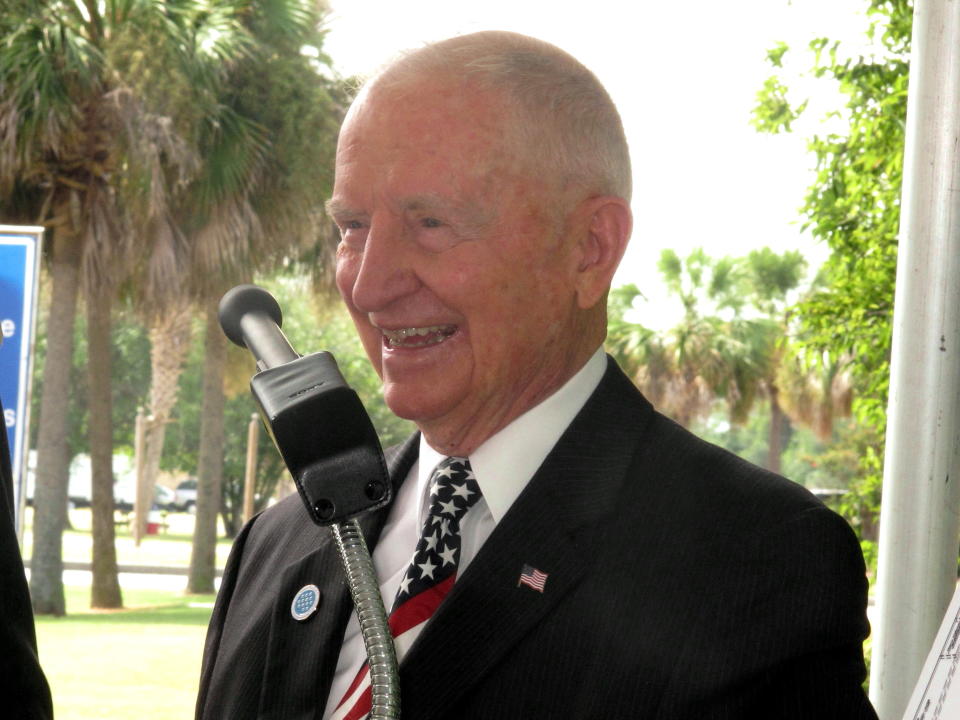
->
[25, 508, 235, 719]
[35, 586, 216, 720]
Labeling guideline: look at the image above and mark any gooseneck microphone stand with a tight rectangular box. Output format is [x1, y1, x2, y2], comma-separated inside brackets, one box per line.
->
[218, 284, 401, 720]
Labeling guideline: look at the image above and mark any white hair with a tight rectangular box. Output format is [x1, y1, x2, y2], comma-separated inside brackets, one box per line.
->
[370, 31, 632, 203]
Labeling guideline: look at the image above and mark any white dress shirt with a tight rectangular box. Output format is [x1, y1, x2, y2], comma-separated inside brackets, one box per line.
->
[322, 348, 607, 718]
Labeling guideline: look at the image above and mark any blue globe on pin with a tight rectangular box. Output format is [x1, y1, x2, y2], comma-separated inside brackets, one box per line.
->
[291, 584, 320, 621]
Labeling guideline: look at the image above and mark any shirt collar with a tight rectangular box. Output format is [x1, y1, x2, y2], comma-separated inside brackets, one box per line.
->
[416, 347, 607, 523]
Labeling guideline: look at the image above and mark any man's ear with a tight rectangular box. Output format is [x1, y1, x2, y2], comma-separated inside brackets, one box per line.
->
[572, 196, 632, 309]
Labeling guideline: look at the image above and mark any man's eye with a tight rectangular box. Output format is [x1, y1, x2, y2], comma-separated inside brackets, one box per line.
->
[343, 220, 364, 230]
[420, 217, 442, 228]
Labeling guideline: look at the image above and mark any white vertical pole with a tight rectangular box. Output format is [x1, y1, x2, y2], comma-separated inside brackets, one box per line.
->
[869, 1, 960, 717]
[243, 413, 259, 524]
[133, 407, 146, 547]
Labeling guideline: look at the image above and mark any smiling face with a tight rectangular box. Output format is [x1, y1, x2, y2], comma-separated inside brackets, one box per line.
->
[330, 76, 604, 455]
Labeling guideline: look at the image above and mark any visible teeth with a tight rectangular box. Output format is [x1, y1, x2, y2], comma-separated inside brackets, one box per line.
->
[382, 325, 455, 347]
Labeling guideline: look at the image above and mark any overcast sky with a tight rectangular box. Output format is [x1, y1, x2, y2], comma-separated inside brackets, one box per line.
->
[322, 0, 876, 325]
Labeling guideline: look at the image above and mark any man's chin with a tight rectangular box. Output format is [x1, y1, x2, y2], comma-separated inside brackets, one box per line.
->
[382, 384, 459, 429]
[383, 389, 436, 424]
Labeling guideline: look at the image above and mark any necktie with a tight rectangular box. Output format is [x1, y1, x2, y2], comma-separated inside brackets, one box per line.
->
[331, 457, 482, 720]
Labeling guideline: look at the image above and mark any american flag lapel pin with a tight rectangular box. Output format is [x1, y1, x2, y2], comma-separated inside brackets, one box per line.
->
[517, 564, 548, 592]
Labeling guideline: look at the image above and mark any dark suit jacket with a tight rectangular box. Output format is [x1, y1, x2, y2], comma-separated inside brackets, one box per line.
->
[0, 398, 53, 720]
[196, 358, 877, 719]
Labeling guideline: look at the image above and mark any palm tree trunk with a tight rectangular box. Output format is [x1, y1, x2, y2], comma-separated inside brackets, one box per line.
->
[31, 227, 82, 616]
[86, 286, 123, 608]
[138, 419, 167, 531]
[187, 299, 226, 594]
[135, 304, 192, 536]
[767, 386, 785, 476]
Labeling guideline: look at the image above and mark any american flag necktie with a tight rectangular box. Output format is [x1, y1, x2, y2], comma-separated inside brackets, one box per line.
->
[331, 457, 482, 720]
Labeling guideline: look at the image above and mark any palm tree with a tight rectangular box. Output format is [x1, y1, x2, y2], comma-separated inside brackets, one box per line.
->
[0, 0, 262, 613]
[608, 251, 759, 428]
[731, 248, 810, 474]
[2, 0, 133, 614]
[607, 248, 819, 474]
[775, 345, 853, 443]
[163, 0, 344, 593]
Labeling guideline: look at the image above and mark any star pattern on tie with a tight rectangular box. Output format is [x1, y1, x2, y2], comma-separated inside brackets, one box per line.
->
[391, 456, 482, 611]
[333, 457, 483, 720]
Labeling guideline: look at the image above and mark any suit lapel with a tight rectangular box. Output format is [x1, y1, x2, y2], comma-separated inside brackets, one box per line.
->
[259, 532, 354, 720]
[398, 359, 654, 718]
[259, 433, 420, 719]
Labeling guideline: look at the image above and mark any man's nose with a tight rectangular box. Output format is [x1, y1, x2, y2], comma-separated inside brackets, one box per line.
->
[349, 216, 421, 313]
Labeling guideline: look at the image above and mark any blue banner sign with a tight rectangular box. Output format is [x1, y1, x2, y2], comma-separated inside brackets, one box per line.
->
[0, 226, 43, 532]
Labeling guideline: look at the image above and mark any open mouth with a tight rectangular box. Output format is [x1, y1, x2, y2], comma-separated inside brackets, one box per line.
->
[382, 325, 457, 349]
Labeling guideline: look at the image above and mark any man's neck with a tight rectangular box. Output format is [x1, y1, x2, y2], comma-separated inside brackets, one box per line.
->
[418, 347, 607, 521]
[416, 332, 606, 456]
[419, 347, 606, 457]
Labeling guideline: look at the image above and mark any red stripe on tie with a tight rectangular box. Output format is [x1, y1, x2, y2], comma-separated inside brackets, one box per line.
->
[334, 574, 456, 717]
[341, 685, 372, 720]
[388, 575, 455, 637]
[336, 456, 480, 719]
[336, 661, 369, 712]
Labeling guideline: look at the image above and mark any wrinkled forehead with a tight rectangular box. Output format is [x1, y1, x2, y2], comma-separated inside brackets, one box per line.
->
[332, 74, 564, 222]
[337, 74, 516, 163]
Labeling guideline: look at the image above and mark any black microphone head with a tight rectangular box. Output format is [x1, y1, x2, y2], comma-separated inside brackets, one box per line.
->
[219, 284, 284, 348]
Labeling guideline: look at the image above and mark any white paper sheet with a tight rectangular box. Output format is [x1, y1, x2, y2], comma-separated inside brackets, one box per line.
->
[903, 584, 960, 720]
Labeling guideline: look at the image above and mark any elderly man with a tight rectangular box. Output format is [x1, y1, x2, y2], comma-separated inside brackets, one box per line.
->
[196, 31, 876, 719]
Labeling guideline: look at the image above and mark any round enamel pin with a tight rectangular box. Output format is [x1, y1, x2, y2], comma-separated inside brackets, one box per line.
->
[291, 584, 321, 621]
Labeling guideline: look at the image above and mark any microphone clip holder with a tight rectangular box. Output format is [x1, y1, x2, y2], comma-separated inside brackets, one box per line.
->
[250, 351, 391, 525]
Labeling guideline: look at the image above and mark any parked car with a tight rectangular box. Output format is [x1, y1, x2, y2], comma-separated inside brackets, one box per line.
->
[26, 451, 134, 509]
[65, 454, 93, 507]
[174, 477, 198, 513]
[113, 477, 176, 512]
[154, 484, 176, 510]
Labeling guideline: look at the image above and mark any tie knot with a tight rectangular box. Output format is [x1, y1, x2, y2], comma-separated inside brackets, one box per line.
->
[427, 456, 481, 523]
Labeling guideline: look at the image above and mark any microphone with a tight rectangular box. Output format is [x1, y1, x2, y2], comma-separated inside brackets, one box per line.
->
[219, 284, 298, 370]
[218, 284, 391, 525]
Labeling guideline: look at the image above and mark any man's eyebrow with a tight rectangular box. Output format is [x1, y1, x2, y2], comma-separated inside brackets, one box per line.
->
[325, 198, 353, 218]
[402, 194, 495, 230]
[325, 195, 495, 234]
[402, 193, 456, 212]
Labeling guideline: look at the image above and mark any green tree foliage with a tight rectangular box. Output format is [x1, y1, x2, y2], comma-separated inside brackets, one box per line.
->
[693, 404, 850, 488]
[29, 297, 150, 459]
[164, 330, 285, 538]
[752, 0, 912, 537]
[608, 247, 807, 474]
[0, 0, 238, 612]
[139, 0, 347, 594]
[3, 1, 349, 603]
[161, 275, 414, 537]
[608, 250, 756, 428]
[31, 271, 410, 539]
[609, 245, 872, 545]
